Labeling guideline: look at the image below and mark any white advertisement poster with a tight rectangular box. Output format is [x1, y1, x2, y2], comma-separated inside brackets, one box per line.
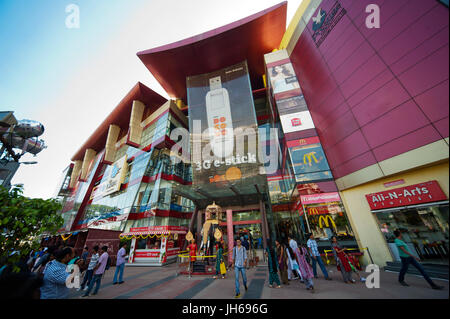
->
[280, 111, 315, 134]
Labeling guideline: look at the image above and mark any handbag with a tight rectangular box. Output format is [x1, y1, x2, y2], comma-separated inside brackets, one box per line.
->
[220, 261, 227, 275]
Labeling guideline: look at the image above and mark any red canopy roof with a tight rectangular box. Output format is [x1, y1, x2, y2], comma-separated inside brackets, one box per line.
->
[137, 2, 287, 102]
[71, 82, 167, 161]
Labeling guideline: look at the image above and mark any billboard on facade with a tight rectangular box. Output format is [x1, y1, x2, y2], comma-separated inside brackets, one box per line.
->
[280, 111, 315, 134]
[289, 143, 333, 183]
[276, 95, 308, 116]
[267, 62, 300, 95]
[187, 61, 260, 186]
[100, 155, 128, 197]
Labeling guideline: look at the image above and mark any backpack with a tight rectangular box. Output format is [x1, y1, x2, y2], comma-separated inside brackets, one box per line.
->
[105, 256, 111, 270]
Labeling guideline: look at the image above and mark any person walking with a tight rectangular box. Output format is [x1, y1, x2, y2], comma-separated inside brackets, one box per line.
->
[275, 240, 289, 285]
[82, 246, 109, 297]
[307, 233, 331, 280]
[213, 242, 226, 279]
[287, 236, 304, 282]
[79, 246, 99, 291]
[232, 238, 248, 298]
[286, 245, 301, 281]
[297, 243, 315, 292]
[265, 239, 281, 288]
[113, 243, 128, 285]
[40, 247, 74, 299]
[394, 230, 443, 290]
[81, 247, 89, 263]
[331, 236, 355, 284]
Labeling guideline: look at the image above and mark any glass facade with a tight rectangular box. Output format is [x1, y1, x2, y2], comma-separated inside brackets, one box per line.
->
[375, 203, 449, 264]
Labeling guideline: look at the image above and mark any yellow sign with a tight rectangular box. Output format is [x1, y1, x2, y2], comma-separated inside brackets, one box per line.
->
[102, 155, 128, 197]
[309, 208, 319, 215]
[303, 151, 318, 165]
[319, 215, 337, 231]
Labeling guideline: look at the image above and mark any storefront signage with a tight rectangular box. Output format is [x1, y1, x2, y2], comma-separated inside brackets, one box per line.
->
[311, 1, 347, 48]
[300, 192, 340, 205]
[135, 251, 160, 258]
[130, 226, 188, 233]
[365, 180, 448, 210]
[286, 136, 320, 148]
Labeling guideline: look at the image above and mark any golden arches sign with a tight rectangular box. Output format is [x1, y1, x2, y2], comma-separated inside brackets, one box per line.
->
[308, 207, 320, 215]
[303, 151, 318, 165]
[318, 215, 337, 231]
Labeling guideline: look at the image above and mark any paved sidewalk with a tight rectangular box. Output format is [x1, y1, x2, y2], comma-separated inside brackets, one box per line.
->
[70, 264, 448, 299]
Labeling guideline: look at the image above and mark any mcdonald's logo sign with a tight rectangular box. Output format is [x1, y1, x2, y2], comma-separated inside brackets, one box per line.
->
[298, 139, 307, 145]
[303, 151, 319, 165]
[319, 215, 337, 230]
[308, 208, 320, 215]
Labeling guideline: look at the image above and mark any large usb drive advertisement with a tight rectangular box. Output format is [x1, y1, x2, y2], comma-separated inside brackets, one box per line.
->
[187, 61, 260, 187]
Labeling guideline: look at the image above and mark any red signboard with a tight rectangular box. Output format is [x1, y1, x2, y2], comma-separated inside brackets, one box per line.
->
[130, 226, 188, 233]
[134, 251, 160, 258]
[365, 180, 447, 210]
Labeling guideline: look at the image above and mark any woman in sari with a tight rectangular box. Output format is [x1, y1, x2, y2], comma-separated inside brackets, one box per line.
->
[297, 243, 315, 292]
[275, 240, 289, 285]
[265, 240, 281, 288]
[213, 242, 225, 279]
[331, 236, 355, 283]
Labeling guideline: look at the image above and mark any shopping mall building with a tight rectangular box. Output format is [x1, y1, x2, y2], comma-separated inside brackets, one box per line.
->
[51, 0, 449, 267]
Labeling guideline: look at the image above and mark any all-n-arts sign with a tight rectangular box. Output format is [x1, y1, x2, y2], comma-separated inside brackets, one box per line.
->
[365, 180, 447, 210]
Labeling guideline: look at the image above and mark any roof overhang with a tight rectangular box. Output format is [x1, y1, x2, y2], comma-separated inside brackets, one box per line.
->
[71, 82, 167, 161]
[137, 2, 287, 102]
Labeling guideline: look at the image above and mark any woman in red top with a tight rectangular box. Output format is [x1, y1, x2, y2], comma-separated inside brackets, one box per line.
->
[331, 236, 355, 284]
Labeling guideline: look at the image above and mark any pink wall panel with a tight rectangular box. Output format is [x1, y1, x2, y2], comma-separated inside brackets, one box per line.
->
[339, 54, 387, 99]
[325, 129, 371, 166]
[397, 44, 449, 97]
[414, 80, 449, 123]
[351, 78, 411, 127]
[290, 0, 448, 179]
[390, 27, 449, 75]
[332, 151, 377, 179]
[361, 100, 430, 149]
[372, 125, 442, 162]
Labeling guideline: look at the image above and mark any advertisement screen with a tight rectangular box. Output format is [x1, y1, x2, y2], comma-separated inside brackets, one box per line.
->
[276, 95, 308, 116]
[280, 111, 315, 134]
[289, 143, 332, 183]
[187, 61, 260, 186]
[267, 62, 300, 94]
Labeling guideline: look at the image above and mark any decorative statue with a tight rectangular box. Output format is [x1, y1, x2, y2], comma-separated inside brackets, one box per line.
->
[199, 202, 223, 262]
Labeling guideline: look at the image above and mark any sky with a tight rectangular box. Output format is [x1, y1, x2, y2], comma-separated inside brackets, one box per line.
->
[1, 0, 304, 199]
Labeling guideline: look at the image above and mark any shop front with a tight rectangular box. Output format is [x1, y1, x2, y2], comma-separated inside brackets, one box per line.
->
[120, 226, 187, 266]
[367, 180, 449, 265]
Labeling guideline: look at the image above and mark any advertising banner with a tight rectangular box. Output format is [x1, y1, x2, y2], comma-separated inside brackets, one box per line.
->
[280, 111, 315, 134]
[99, 155, 128, 197]
[187, 61, 260, 186]
[267, 61, 300, 95]
[288, 143, 332, 183]
[276, 95, 308, 116]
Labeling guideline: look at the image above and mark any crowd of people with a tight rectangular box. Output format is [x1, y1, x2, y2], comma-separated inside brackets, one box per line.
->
[0, 229, 444, 299]
[0, 241, 129, 299]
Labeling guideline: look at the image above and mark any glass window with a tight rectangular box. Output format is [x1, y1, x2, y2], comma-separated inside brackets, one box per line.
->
[375, 204, 449, 263]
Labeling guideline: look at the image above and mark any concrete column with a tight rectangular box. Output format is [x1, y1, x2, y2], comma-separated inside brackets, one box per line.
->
[79, 148, 96, 181]
[196, 209, 203, 248]
[104, 124, 120, 164]
[260, 200, 268, 250]
[69, 160, 82, 188]
[128, 100, 145, 146]
[226, 209, 234, 265]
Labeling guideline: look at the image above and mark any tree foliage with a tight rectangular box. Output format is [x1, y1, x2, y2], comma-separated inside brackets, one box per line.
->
[0, 185, 64, 270]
